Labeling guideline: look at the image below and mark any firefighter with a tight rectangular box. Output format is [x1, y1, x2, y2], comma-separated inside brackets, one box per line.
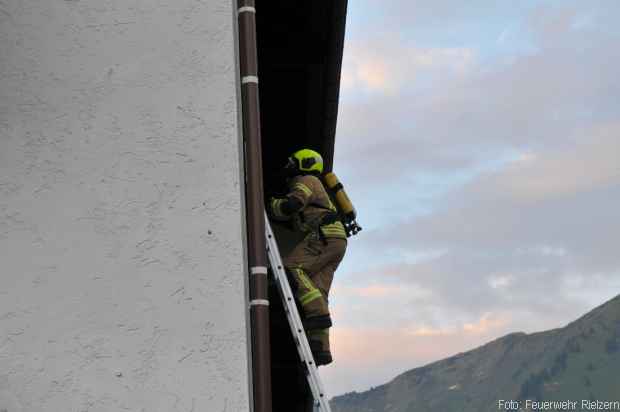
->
[268, 148, 348, 366]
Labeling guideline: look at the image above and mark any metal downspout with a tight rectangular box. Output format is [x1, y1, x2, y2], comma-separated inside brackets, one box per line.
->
[236, 1, 272, 412]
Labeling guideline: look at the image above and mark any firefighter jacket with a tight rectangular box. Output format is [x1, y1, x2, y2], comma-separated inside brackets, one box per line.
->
[269, 174, 347, 240]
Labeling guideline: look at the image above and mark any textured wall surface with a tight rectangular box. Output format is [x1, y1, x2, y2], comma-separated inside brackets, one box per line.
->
[0, 0, 251, 411]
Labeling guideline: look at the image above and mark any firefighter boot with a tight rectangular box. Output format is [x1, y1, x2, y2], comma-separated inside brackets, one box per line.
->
[307, 329, 332, 366]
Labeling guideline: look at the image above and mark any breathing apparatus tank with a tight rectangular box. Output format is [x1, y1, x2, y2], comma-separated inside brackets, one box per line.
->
[322, 172, 362, 237]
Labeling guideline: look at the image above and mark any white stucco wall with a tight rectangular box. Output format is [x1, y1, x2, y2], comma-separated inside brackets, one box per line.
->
[0, 1, 251, 411]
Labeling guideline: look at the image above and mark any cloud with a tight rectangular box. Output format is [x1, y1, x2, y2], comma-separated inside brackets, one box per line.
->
[410, 326, 449, 337]
[488, 274, 515, 290]
[496, 125, 620, 201]
[353, 284, 398, 298]
[341, 36, 475, 94]
[341, 123, 620, 351]
[377, 123, 620, 265]
[409, 312, 509, 336]
[335, 7, 620, 187]
[462, 313, 509, 334]
[323, 312, 513, 396]
[351, 60, 390, 91]
[334, 281, 432, 300]
[330, 122, 620, 394]
[347, 0, 521, 37]
[328, 0, 620, 397]
[496, 26, 513, 45]
[330, 280, 435, 331]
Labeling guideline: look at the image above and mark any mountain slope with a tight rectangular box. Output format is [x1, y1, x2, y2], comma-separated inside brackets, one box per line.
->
[331, 295, 620, 412]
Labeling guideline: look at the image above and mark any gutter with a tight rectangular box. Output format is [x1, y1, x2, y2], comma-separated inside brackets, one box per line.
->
[236, 1, 272, 412]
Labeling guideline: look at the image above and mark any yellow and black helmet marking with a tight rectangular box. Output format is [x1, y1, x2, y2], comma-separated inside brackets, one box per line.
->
[290, 148, 324, 174]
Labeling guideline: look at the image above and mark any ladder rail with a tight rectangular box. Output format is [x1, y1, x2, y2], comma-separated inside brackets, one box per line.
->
[264, 212, 332, 412]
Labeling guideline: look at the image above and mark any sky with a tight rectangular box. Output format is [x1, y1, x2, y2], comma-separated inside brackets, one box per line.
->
[323, 0, 620, 398]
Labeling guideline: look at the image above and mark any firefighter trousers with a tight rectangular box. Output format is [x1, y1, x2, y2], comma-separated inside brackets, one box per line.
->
[282, 234, 347, 354]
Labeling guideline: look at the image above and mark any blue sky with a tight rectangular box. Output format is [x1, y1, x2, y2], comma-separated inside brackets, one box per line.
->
[323, 0, 620, 398]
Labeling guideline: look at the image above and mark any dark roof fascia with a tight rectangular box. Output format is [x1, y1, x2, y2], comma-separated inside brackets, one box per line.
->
[319, 0, 348, 173]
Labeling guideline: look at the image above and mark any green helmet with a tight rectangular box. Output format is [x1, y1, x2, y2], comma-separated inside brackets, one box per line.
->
[288, 148, 324, 175]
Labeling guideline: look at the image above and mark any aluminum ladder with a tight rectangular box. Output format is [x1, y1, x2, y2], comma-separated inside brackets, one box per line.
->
[264, 212, 332, 412]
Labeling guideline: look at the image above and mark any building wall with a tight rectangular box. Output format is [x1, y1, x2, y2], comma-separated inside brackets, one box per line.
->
[0, 1, 251, 411]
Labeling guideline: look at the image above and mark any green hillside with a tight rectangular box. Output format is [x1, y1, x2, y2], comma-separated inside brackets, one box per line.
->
[331, 295, 620, 412]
